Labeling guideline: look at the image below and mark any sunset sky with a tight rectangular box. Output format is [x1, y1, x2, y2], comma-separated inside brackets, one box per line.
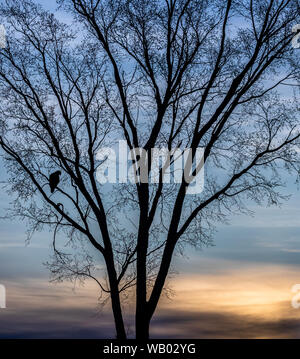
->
[1, 165, 300, 338]
[0, 0, 300, 339]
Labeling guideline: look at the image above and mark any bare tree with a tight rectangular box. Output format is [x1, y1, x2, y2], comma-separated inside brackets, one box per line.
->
[0, 0, 299, 339]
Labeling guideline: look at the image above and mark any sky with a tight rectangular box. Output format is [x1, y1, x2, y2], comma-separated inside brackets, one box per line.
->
[1, 168, 300, 338]
[0, 0, 300, 339]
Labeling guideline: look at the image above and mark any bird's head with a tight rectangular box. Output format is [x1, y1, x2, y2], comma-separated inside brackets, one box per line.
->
[55, 171, 62, 176]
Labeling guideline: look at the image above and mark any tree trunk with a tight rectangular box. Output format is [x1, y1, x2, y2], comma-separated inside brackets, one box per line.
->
[105, 255, 127, 339]
[110, 284, 127, 339]
[136, 309, 150, 340]
[135, 186, 150, 339]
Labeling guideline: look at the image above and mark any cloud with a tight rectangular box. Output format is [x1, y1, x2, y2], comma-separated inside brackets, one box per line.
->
[151, 264, 300, 338]
[150, 307, 300, 339]
[0, 278, 117, 338]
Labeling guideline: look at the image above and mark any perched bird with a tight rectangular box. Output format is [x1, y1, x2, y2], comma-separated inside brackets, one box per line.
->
[49, 171, 61, 193]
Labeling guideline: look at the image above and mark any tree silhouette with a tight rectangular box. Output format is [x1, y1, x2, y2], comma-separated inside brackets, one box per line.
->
[0, 0, 299, 339]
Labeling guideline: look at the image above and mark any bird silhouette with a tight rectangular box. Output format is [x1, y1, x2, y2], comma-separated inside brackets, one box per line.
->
[49, 171, 61, 193]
